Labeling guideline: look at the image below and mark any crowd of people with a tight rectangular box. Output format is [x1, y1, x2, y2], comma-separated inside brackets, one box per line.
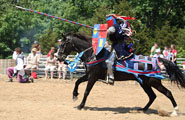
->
[150, 43, 178, 64]
[7, 39, 68, 83]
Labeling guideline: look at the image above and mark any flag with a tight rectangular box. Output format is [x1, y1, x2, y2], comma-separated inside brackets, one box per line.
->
[66, 51, 84, 72]
[106, 16, 117, 28]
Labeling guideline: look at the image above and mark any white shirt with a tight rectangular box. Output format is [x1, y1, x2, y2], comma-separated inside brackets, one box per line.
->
[153, 54, 164, 58]
[14, 54, 25, 76]
[27, 53, 39, 65]
[13, 51, 17, 60]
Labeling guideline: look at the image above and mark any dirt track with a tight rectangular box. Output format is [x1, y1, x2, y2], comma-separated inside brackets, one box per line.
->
[0, 74, 185, 120]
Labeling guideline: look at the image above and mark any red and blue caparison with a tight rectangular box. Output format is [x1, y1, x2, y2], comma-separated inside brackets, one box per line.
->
[87, 54, 165, 83]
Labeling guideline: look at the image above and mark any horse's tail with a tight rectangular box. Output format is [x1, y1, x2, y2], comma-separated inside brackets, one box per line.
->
[158, 57, 185, 88]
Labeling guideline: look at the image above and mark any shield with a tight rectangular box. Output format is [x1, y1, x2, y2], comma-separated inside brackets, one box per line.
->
[92, 24, 108, 55]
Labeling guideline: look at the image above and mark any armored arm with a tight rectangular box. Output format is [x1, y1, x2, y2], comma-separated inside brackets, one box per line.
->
[107, 26, 115, 36]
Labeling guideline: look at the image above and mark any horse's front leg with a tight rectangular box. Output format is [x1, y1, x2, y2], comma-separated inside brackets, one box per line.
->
[77, 76, 97, 110]
[73, 74, 88, 101]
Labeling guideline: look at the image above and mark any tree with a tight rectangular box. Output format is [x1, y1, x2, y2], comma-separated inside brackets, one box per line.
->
[176, 28, 185, 58]
[0, 0, 184, 58]
[154, 21, 178, 47]
[128, 0, 185, 29]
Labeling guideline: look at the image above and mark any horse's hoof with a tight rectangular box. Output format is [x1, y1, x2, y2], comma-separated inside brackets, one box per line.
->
[76, 105, 83, 110]
[137, 108, 146, 113]
[171, 111, 178, 117]
[170, 106, 179, 117]
[73, 96, 78, 102]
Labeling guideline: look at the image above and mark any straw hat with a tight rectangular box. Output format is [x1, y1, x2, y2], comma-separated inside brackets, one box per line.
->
[32, 48, 38, 52]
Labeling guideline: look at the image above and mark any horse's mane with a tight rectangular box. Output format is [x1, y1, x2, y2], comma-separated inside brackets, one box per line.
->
[73, 33, 92, 43]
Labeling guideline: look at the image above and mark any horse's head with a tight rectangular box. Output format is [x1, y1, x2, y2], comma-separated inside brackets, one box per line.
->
[58, 33, 75, 62]
[58, 32, 92, 62]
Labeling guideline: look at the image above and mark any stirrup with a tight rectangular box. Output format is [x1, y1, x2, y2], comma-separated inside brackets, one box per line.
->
[107, 75, 114, 85]
[108, 77, 114, 85]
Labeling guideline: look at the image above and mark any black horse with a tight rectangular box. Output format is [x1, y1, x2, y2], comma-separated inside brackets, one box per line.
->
[58, 33, 185, 116]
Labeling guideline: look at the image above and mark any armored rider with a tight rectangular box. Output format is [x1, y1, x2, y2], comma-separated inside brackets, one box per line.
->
[105, 14, 135, 84]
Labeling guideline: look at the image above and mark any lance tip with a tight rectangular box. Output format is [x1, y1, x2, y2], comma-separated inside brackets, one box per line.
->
[15, 6, 25, 10]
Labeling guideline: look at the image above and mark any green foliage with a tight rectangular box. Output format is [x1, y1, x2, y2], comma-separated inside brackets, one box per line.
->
[177, 47, 185, 58]
[154, 21, 178, 47]
[0, 0, 184, 58]
[176, 28, 185, 50]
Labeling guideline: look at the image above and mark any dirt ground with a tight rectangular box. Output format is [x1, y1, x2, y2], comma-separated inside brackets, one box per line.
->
[0, 74, 185, 120]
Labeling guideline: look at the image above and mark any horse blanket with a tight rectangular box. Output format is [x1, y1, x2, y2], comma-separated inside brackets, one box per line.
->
[115, 55, 165, 83]
[87, 53, 165, 83]
[68, 50, 165, 83]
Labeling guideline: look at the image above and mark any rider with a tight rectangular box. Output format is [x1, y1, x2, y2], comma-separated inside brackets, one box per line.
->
[105, 14, 135, 84]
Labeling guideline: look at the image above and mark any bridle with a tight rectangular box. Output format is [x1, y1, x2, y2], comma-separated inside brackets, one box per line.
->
[61, 35, 93, 61]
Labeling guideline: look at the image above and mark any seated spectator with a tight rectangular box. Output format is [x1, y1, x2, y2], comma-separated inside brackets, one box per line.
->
[163, 46, 169, 59]
[153, 49, 163, 58]
[153, 49, 164, 70]
[150, 43, 160, 57]
[171, 44, 177, 64]
[183, 61, 185, 75]
[167, 48, 173, 61]
[47, 47, 55, 58]
[58, 61, 67, 80]
[32, 41, 42, 57]
[54, 53, 66, 79]
[45, 52, 57, 79]
[25, 48, 40, 72]
[7, 47, 32, 83]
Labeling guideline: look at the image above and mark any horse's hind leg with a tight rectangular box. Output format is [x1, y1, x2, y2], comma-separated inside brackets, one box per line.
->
[73, 74, 88, 101]
[139, 82, 157, 111]
[151, 79, 178, 116]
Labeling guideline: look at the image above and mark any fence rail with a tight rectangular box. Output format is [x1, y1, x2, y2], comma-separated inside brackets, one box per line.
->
[0, 57, 184, 78]
[0, 59, 15, 74]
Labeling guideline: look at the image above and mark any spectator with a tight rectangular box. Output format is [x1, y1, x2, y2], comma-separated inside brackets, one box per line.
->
[56, 39, 62, 54]
[57, 39, 62, 49]
[163, 46, 169, 59]
[7, 47, 32, 83]
[32, 41, 42, 57]
[153, 49, 164, 70]
[47, 47, 55, 58]
[45, 52, 57, 79]
[167, 48, 173, 61]
[153, 49, 164, 58]
[57, 61, 67, 80]
[183, 61, 185, 75]
[150, 43, 160, 57]
[171, 44, 177, 64]
[25, 48, 40, 72]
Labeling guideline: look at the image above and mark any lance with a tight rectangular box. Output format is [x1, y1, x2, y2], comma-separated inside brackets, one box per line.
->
[15, 6, 94, 29]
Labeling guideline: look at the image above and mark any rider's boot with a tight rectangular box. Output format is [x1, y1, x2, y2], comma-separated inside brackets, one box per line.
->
[107, 64, 114, 85]
[105, 51, 115, 85]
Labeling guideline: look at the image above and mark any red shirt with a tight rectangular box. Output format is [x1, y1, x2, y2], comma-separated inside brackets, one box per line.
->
[172, 49, 177, 54]
[47, 50, 53, 57]
[183, 61, 185, 65]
